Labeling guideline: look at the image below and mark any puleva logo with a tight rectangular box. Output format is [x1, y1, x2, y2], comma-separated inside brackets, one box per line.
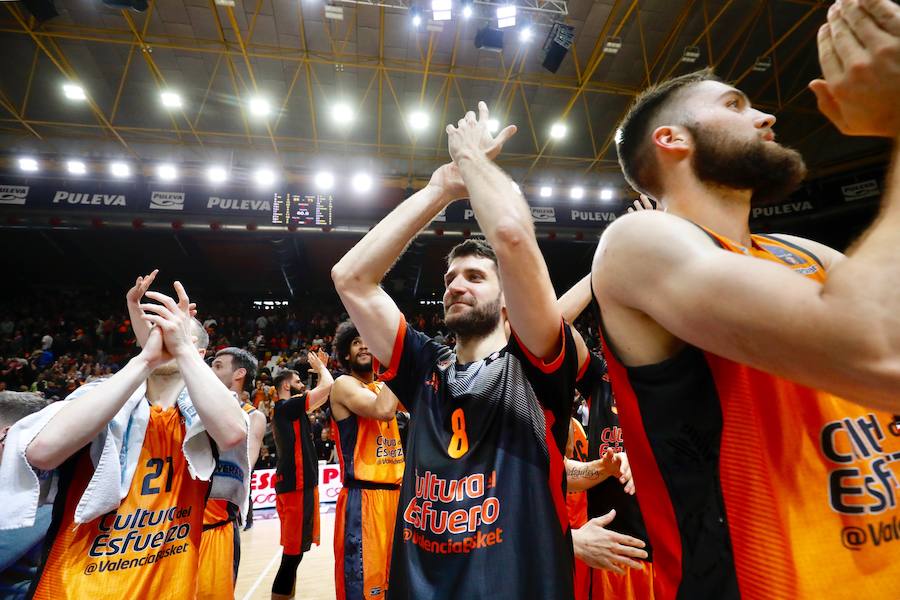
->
[0, 185, 29, 205]
[149, 191, 185, 211]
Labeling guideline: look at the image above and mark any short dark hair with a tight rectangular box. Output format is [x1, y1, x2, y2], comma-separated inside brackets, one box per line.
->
[446, 238, 498, 270]
[0, 391, 49, 429]
[215, 347, 259, 391]
[616, 68, 719, 198]
[273, 369, 300, 390]
[334, 320, 360, 371]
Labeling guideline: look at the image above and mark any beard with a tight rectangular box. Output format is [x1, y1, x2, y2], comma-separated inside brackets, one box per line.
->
[151, 360, 180, 377]
[349, 355, 373, 376]
[444, 294, 502, 341]
[686, 121, 807, 206]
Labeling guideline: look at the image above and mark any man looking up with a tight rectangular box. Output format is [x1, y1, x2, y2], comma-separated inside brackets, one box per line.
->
[333, 104, 589, 599]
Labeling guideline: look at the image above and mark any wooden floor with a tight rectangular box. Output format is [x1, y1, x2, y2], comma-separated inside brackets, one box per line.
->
[234, 506, 337, 600]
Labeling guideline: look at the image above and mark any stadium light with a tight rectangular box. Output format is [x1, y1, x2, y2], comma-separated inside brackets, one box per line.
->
[158, 164, 177, 181]
[539, 186, 552, 198]
[160, 91, 183, 109]
[352, 173, 373, 193]
[315, 171, 335, 190]
[487, 118, 500, 134]
[18, 157, 39, 172]
[496, 4, 516, 28]
[67, 160, 87, 175]
[570, 186, 584, 200]
[462, 2, 473, 18]
[62, 83, 86, 101]
[331, 102, 355, 124]
[550, 122, 567, 140]
[208, 166, 228, 184]
[519, 27, 533, 42]
[599, 188, 614, 201]
[255, 168, 277, 187]
[110, 162, 131, 178]
[409, 110, 430, 131]
[249, 96, 271, 117]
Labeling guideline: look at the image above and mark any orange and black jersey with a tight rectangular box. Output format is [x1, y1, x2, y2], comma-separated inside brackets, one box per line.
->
[576, 352, 652, 561]
[600, 229, 900, 600]
[380, 317, 579, 600]
[30, 404, 210, 600]
[272, 393, 318, 493]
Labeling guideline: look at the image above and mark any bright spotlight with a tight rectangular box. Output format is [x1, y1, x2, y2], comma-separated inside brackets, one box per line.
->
[519, 27, 533, 42]
[352, 173, 373, 193]
[570, 186, 584, 200]
[331, 102, 355, 124]
[600, 188, 614, 201]
[208, 166, 228, 184]
[67, 160, 87, 175]
[410, 7, 422, 27]
[255, 168, 277, 187]
[539, 186, 552, 198]
[432, 0, 451, 20]
[496, 4, 516, 28]
[315, 171, 335, 190]
[487, 118, 500, 134]
[409, 111, 430, 131]
[110, 162, 131, 178]
[249, 96, 271, 117]
[550, 122, 567, 140]
[462, 3, 472, 17]
[160, 91, 183, 109]
[62, 83, 86, 101]
[158, 164, 177, 181]
[18, 157, 39, 172]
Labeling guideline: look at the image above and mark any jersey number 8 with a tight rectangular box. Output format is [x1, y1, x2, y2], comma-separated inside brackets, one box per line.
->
[447, 408, 469, 459]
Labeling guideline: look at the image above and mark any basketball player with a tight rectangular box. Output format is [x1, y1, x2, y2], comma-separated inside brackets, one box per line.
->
[333, 105, 590, 598]
[193, 347, 266, 600]
[270, 352, 333, 600]
[0, 391, 50, 599]
[24, 281, 247, 599]
[591, 1, 900, 597]
[330, 321, 405, 600]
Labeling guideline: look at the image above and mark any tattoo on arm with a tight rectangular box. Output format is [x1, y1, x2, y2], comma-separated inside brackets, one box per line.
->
[567, 461, 601, 480]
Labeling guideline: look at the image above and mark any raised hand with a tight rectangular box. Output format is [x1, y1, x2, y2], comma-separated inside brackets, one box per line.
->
[138, 325, 173, 371]
[445, 102, 517, 163]
[139, 281, 197, 358]
[626, 194, 663, 213]
[126, 269, 158, 305]
[428, 163, 468, 201]
[809, 0, 900, 137]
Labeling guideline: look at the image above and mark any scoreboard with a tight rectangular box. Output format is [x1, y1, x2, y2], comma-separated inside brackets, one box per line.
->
[272, 193, 333, 226]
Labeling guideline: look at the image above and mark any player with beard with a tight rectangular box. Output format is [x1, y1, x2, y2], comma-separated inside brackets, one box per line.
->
[333, 104, 590, 599]
[270, 355, 333, 600]
[24, 281, 247, 599]
[330, 321, 405, 600]
[592, 2, 900, 597]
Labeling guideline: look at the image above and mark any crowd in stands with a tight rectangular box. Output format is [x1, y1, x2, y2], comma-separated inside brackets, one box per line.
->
[0, 288, 601, 469]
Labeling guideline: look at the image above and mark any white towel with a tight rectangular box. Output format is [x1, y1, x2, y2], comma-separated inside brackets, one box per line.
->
[0, 379, 249, 530]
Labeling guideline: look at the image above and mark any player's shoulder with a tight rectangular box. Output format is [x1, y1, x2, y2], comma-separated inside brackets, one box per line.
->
[761, 232, 845, 271]
[596, 211, 716, 276]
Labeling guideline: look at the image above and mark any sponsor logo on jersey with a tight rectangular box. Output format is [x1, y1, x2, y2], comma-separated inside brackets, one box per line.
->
[0, 185, 28, 205]
[149, 191, 185, 210]
[52, 191, 126, 207]
[207, 196, 271, 211]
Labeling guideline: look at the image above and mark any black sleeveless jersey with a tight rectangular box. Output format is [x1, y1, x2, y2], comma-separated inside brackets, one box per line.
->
[272, 393, 318, 493]
[381, 318, 579, 600]
[576, 352, 652, 561]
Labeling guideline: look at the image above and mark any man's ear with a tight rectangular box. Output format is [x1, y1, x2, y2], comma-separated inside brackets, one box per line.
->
[651, 125, 691, 157]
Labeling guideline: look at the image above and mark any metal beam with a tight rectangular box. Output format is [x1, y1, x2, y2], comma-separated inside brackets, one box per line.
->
[5, 5, 135, 155]
[20, 46, 40, 116]
[0, 86, 42, 140]
[733, 3, 820, 84]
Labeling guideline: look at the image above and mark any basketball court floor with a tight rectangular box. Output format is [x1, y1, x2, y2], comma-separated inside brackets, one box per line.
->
[234, 506, 336, 600]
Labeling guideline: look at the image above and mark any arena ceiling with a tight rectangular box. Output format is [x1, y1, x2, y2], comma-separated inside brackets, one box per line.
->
[0, 0, 891, 193]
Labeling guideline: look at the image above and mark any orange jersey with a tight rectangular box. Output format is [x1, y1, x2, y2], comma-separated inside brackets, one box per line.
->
[34, 404, 210, 600]
[603, 229, 900, 600]
[334, 381, 405, 486]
